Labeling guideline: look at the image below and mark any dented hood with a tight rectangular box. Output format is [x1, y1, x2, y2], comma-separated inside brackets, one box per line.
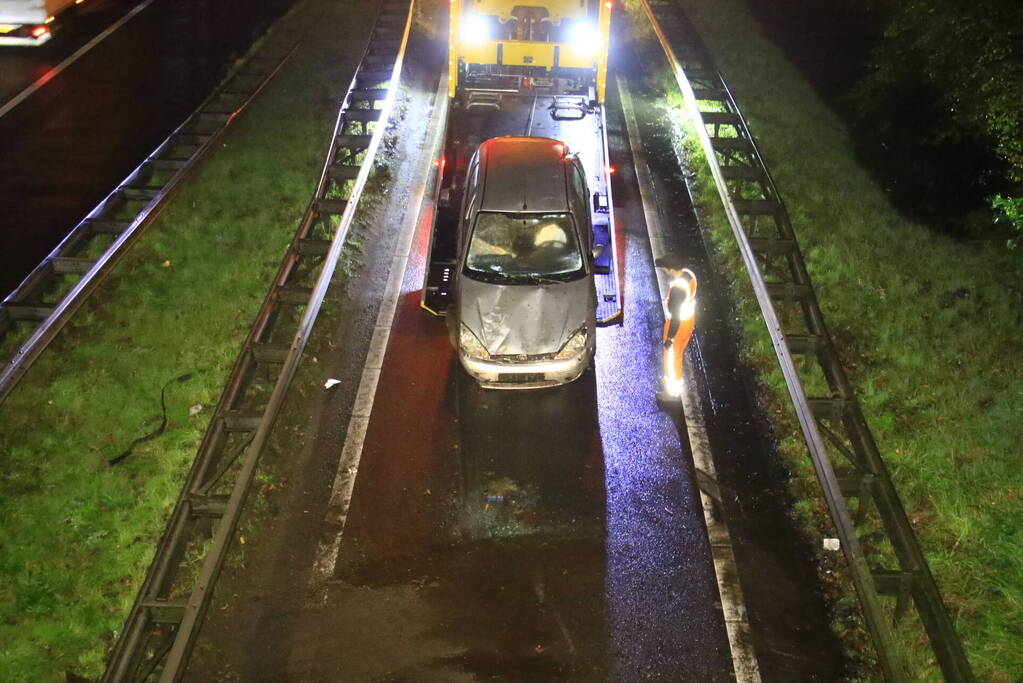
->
[459, 276, 594, 356]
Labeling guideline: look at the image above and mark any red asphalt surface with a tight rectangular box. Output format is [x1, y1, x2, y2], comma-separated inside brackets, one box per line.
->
[339, 197, 459, 565]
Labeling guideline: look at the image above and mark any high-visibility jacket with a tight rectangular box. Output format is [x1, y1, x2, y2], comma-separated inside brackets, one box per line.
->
[662, 269, 697, 395]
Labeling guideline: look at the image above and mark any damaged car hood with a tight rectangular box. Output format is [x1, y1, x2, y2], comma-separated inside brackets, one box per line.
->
[459, 276, 594, 356]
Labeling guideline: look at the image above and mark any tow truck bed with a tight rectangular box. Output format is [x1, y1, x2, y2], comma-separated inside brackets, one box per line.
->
[421, 94, 622, 326]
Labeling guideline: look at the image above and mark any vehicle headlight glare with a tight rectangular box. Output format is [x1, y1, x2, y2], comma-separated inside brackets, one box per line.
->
[461, 14, 488, 44]
[460, 324, 490, 360]
[569, 22, 599, 57]
[555, 326, 588, 360]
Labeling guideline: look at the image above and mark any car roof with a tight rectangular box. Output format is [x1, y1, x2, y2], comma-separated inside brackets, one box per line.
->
[478, 136, 571, 213]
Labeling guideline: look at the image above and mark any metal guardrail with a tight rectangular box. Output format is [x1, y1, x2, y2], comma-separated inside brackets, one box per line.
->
[635, 0, 975, 680]
[0, 5, 307, 407]
[101, 0, 415, 679]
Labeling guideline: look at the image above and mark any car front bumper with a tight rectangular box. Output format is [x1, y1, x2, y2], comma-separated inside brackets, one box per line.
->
[459, 348, 591, 390]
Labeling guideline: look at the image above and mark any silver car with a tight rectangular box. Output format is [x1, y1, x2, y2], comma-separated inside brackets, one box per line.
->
[451, 136, 597, 389]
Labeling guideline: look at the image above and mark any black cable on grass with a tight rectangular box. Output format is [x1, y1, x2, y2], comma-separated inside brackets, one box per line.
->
[109, 373, 193, 466]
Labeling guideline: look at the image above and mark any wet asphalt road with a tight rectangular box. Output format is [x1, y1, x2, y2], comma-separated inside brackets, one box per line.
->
[186, 27, 848, 683]
[595, 117, 734, 680]
[0, 0, 292, 295]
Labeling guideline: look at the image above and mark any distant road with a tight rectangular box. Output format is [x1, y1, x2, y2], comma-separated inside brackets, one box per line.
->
[0, 0, 293, 295]
[0, 0, 153, 117]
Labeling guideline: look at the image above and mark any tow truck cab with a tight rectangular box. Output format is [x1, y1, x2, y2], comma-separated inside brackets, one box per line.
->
[451, 136, 597, 389]
[449, 0, 612, 102]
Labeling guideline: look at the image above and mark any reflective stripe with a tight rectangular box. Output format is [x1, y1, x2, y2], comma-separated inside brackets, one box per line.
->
[678, 298, 696, 320]
[667, 273, 697, 321]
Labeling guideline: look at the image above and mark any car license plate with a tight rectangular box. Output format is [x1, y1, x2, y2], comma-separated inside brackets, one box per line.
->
[498, 372, 544, 384]
[0, 25, 18, 34]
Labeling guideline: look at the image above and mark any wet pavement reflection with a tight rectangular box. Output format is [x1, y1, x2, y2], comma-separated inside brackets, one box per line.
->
[596, 125, 733, 681]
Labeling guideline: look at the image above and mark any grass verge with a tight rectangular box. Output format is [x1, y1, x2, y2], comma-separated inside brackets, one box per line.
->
[0, 0, 374, 678]
[624, 0, 1023, 679]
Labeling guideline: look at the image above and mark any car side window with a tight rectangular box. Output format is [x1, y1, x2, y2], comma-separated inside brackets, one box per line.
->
[458, 153, 481, 260]
[571, 160, 587, 210]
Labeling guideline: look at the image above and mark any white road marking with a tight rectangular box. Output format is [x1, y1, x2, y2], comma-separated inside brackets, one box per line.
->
[0, 0, 157, 120]
[312, 75, 448, 582]
[618, 76, 762, 683]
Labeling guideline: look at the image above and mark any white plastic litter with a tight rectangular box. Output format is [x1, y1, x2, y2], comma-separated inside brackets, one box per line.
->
[188, 404, 203, 416]
[823, 538, 841, 552]
[324, 378, 342, 389]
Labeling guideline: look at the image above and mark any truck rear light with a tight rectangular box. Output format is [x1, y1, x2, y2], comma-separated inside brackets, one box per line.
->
[31, 25, 49, 38]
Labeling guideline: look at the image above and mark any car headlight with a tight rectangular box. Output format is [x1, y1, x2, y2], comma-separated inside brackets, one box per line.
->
[555, 326, 588, 360]
[459, 323, 490, 360]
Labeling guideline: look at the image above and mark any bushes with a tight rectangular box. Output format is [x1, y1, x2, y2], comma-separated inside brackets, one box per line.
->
[854, 0, 1023, 241]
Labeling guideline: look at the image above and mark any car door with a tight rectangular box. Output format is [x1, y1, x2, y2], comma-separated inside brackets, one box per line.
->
[459, 151, 481, 256]
[450, 150, 481, 346]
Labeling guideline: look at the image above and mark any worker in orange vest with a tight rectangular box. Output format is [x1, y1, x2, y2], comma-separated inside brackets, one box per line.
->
[661, 267, 697, 399]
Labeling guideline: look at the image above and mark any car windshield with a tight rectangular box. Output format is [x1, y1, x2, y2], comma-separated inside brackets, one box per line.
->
[464, 212, 584, 282]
